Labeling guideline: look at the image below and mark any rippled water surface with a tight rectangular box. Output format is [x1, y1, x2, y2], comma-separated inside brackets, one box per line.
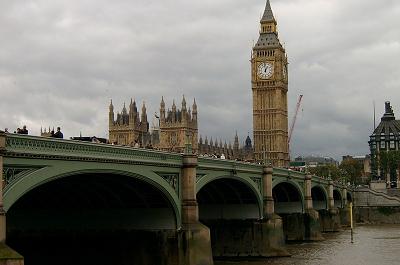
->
[215, 225, 400, 265]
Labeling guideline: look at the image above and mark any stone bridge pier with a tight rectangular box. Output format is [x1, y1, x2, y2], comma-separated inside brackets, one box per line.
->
[199, 166, 288, 258]
[0, 132, 24, 264]
[277, 174, 323, 241]
[179, 154, 213, 265]
[317, 180, 341, 232]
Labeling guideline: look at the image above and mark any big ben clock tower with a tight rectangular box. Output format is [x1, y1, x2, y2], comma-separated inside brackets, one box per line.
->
[251, 0, 289, 167]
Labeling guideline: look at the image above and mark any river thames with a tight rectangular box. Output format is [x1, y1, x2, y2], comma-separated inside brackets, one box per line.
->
[215, 225, 400, 265]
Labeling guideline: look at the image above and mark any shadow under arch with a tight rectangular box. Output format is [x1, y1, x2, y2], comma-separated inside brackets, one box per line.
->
[4, 167, 181, 228]
[333, 189, 343, 208]
[6, 170, 181, 265]
[311, 184, 328, 210]
[272, 179, 304, 214]
[196, 174, 262, 220]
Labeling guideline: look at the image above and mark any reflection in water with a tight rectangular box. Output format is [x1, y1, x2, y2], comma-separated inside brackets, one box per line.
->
[215, 225, 400, 265]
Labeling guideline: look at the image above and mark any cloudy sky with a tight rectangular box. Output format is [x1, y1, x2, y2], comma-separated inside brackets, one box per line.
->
[1, 0, 399, 160]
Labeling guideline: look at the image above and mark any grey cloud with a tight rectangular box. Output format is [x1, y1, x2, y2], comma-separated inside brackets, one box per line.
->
[1, 0, 399, 161]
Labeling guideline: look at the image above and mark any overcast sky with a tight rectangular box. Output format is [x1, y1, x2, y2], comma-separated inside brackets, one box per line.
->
[1, 0, 399, 161]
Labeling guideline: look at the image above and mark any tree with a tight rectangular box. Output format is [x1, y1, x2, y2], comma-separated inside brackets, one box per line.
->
[378, 150, 400, 187]
[308, 164, 344, 181]
[339, 159, 363, 185]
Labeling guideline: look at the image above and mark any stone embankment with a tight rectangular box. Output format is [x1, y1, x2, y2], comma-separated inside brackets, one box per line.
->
[354, 187, 400, 224]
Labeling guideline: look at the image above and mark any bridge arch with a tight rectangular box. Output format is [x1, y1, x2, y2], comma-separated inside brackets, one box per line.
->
[272, 179, 304, 214]
[196, 174, 263, 219]
[333, 189, 343, 208]
[311, 184, 328, 210]
[4, 165, 181, 228]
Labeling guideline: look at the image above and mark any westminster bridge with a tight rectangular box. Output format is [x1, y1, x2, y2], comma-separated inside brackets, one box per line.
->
[0, 132, 352, 265]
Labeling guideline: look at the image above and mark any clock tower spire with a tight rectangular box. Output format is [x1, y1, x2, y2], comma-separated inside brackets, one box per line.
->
[251, 0, 289, 167]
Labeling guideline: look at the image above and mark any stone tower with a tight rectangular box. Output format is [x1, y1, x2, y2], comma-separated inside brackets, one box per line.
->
[108, 99, 150, 146]
[251, 0, 289, 167]
[158, 96, 198, 153]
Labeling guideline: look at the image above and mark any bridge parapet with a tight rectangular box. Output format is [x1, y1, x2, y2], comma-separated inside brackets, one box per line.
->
[4, 134, 182, 166]
[198, 157, 262, 174]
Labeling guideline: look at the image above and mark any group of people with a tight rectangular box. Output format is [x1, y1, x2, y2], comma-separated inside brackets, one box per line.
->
[2, 125, 28, 134]
[11, 125, 29, 134]
[3, 126, 63, 139]
[49, 127, 64, 139]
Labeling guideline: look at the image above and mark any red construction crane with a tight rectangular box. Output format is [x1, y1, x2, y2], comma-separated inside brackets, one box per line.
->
[288, 94, 303, 145]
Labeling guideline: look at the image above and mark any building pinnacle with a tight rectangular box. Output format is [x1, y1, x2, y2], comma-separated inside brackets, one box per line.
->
[261, 0, 275, 22]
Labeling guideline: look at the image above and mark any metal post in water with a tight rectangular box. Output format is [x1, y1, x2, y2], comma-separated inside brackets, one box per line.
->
[350, 202, 354, 243]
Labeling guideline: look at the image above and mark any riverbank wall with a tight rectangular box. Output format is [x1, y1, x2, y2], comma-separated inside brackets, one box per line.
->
[354, 187, 400, 224]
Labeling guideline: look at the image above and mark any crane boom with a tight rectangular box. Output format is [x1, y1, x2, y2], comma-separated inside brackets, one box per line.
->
[288, 95, 303, 144]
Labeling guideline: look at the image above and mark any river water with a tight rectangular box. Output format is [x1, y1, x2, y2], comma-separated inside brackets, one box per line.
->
[215, 225, 400, 265]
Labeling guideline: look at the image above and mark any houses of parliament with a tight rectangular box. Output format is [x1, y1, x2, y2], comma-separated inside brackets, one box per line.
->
[108, 0, 289, 166]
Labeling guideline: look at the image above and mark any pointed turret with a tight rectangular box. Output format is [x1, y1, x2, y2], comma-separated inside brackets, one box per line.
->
[160, 97, 166, 124]
[192, 98, 197, 124]
[181, 95, 187, 123]
[256, 0, 281, 46]
[172, 100, 177, 123]
[109, 99, 114, 126]
[109, 99, 114, 111]
[129, 98, 135, 126]
[233, 131, 239, 157]
[182, 95, 187, 110]
[141, 102, 147, 123]
[141, 102, 149, 132]
[204, 136, 209, 154]
[382, 101, 395, 121]
[261, 0, 275, 23]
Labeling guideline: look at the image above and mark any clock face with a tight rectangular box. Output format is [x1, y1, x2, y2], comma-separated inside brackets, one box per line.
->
[257, 62, 273, 79]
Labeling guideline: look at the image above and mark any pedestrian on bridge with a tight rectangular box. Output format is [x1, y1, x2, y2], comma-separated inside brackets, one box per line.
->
[54, 127, 63, 139]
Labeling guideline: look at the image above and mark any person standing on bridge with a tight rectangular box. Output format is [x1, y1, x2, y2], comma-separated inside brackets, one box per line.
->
[54, 127, 63, 139]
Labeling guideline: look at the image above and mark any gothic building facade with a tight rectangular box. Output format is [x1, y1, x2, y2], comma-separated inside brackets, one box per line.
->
[108, 97, 198, 151]
[251, 0, 289, 167]
[108, 97, 254, 159]
[108, 99, 150, 146]
[158, 96, 198, 153]
[198, 133, 254, 161]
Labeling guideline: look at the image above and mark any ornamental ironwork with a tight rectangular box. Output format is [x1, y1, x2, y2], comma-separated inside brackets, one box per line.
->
[250, 177, 262, 192]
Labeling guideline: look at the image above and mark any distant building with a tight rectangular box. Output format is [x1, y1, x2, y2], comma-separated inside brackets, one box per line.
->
[369, 101, 400, 188]
[108, 99, 150, 147]
[40, 127, 54, 137]
[108, 97, 254, 159]
[294, 156, 339, 168]
[342, 155, 371, 184]
[158, 96, 198, 153]
[198, 133, 254, 161]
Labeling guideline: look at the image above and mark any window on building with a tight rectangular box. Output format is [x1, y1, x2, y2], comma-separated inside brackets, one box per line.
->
[371, 142, 376, 150]
[380, 141, 386, 149]
[390, 141, 395, 149]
